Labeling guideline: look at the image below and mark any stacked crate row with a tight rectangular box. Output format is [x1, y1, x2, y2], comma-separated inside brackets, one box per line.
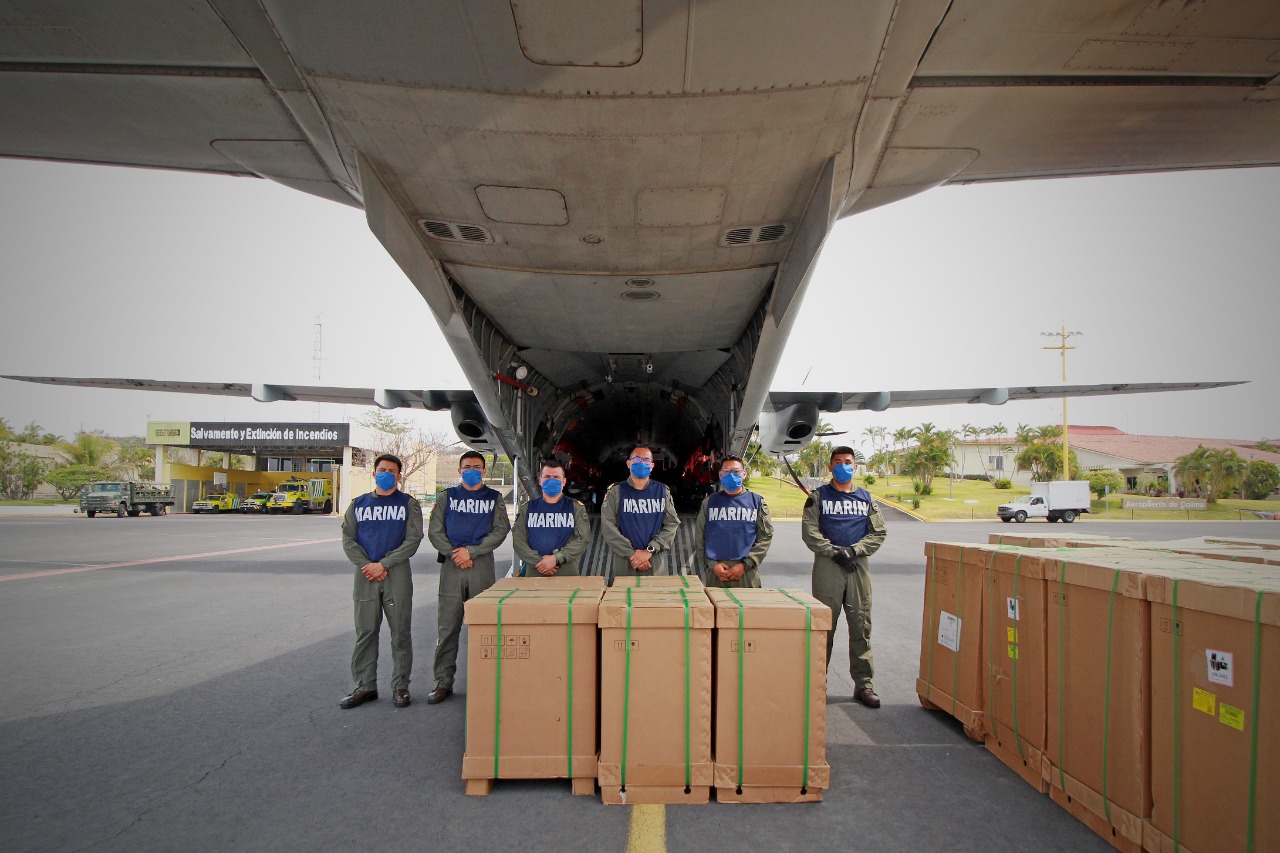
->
[917, 535, 1278, 853]
[463, 574, 831, 805]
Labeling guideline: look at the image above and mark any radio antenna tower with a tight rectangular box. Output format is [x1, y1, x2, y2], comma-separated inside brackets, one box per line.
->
[312, 314, 324, 418]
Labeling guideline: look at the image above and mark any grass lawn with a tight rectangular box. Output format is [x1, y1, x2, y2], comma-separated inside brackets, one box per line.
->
[0, 498, 76, 506]
[747, 473, 1280, 523]
[884, 477, 1280, 522]
[749, 476, 809, 519]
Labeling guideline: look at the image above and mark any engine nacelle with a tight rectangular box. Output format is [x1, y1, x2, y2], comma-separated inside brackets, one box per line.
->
[451, 401, 498, 451]
[758, 402, 821, 455]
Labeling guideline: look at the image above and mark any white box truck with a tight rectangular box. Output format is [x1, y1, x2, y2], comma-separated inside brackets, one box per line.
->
[997, 480, 1092, 523]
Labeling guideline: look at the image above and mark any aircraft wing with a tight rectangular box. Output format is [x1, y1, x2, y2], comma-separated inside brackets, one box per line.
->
[0, 3, 357, 206]
[766, 380, 1246, 414]
[0, 376, 476, 411]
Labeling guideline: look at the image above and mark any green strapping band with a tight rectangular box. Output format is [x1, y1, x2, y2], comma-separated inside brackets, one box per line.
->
[1057, 561, 1066, 788]
[679, 587, 692, 789]
[1101, 570, 1120, 823]
[987, 554, 996, 744]
[952, 548, 965, 716]
[725, 588, 747, 789]
[780, 590, 814, 789]
[493, 589, 518, 778]
[1247, 590, 1263, 853]
[924, 543, 938, 702]
[1172, 579, 1181, 852]
[621, 587, 634, 790]
[1012, 556, 1025, 759]
[566, 588, 581, 779]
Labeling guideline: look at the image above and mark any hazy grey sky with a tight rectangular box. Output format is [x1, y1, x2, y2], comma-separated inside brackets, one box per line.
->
[1, 158, 1276, 448]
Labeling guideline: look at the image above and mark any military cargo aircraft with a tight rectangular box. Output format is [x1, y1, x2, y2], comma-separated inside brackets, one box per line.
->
[4, 1, 1271, 498]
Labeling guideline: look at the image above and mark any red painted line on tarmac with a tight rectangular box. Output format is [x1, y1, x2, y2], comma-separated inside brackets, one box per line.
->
[0, 537, 341, 583]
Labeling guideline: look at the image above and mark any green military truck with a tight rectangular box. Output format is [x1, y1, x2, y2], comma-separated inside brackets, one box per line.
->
[80, 481, 175, 518]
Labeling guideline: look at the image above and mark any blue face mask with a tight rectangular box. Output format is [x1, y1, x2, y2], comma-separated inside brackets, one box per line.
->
[720, 471, 744, 492]
[461, 468, 484, 488]
[629, 460, 653, 479]
[374, 471, 397, 491]
[541, 477, 564, 497]
[832, 462, 855, 484]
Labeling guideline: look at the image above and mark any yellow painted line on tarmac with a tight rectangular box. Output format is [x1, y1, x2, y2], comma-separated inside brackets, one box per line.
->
[626, 804, 666, 853]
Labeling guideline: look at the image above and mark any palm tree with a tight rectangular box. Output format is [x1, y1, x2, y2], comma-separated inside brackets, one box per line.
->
[1204, 447, 1248, 503]
[890, 427, 914, 475]
[60, 432, 118, 469]
[960, 423, 981, 480]
[1173, 447, 1210, 497]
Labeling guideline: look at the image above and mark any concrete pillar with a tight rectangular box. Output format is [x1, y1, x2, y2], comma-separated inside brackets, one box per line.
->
[155, 444, 168, 484]
[339, 445, 354, 512]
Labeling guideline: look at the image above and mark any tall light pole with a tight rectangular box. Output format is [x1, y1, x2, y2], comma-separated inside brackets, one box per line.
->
[1042, 323, 1082, 480]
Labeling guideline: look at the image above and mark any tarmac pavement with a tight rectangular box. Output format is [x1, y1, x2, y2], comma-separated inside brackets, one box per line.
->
[0, 513, 1271, 852]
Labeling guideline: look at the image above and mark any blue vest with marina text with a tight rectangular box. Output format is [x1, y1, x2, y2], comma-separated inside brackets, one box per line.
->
[816, 484, 873, 547]
[352, 490, 413, 563]
[703, 490, 762, 562]
[443, 484, 499, 547]
[524, 496, 577, 555]
[616, 480, 668, 549]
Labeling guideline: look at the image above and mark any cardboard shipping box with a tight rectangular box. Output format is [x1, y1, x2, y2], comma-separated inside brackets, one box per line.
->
[918, 542, 992, 740]
[707, 588, 832, 803]
[983, 548, 1049, 792]
[1042, 553, 1151, 851]
[1066, 537, 1280, 567]
[461, 584, 605, 795]
[988, 533, 1132, 549]
[598, 586, 714, 804]
[490, 575, 608, 591]
[609, 573, 705, 590]
[1144, 565, 1280, 853]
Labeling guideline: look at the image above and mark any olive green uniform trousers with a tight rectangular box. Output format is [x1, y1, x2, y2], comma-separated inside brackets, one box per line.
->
[352, 564, 414, 691]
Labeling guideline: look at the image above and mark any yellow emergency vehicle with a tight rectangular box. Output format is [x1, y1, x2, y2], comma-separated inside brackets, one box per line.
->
[266, 477, 334, 514]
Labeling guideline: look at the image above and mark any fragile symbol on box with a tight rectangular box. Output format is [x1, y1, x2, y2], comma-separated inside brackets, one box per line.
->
[937, 611, 961, 652]
[1007, 597, 1020, 621]
[1206, 649, 1234, 687]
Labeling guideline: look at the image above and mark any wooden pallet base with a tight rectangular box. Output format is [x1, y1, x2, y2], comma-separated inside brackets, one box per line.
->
[1142, 821, 1201, 853]
[715, 786, 824, 804]
[463, 776, 596, 797]
[1049, 785, 1141, 853]
[983, 734, 1048, 793]
[600, 785, 710, 805]
[917, 688, 985, 743]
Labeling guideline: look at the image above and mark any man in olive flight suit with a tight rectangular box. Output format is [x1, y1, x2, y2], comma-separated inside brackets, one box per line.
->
[600, 444, 681, 583]
[426, 450, 511, 704]
[801, 445, 887, 708]
[692, 454, 773, 588]
[339, 453, 424, 709]
[512, 458, 592, 576]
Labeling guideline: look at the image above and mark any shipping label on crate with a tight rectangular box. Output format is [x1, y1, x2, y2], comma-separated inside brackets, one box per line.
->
[1192, 687, 1216, 716]
[937, 611, 961, 652]
[1219, 703, 1245, 731]
[1206, 649, 1234, 687]
[1006, 597, 1020, 621]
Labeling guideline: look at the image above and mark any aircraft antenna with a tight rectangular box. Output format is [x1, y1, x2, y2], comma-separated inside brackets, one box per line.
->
[1041, 323, 1083, 479]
